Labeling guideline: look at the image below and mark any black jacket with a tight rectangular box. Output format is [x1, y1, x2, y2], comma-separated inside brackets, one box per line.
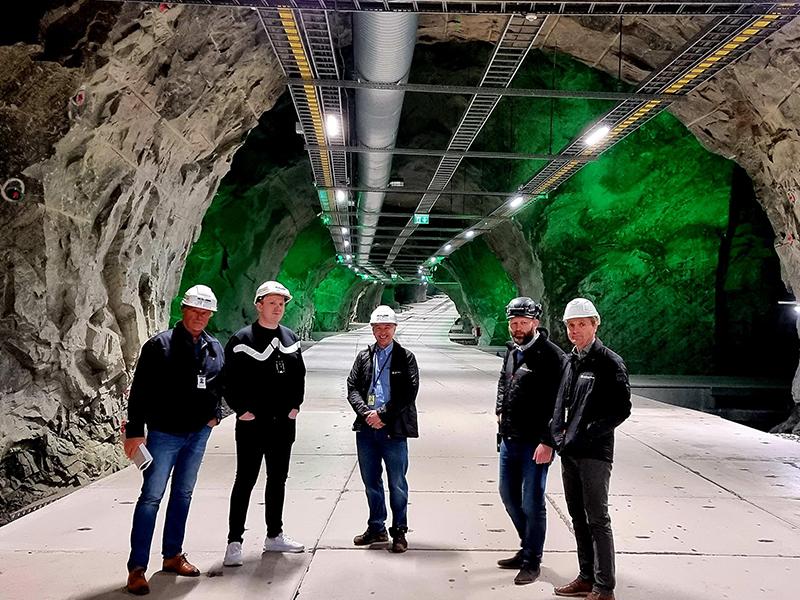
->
[126, 321, 224, 438]
[496, 328, 566, 445]
[550, 338, 631, 463]
[347, 340, 419, 438]
[224, 322, 305, 418]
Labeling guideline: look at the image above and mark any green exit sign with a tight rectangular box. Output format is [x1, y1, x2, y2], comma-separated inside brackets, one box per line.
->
[413, 213, 430, 225]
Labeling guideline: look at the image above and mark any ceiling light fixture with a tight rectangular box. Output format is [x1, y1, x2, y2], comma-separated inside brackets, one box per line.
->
[335, 189, 347, 203]
[444, 243, 452, 251]
[584, 125, 610, 146]
[343, 240, 350, 247]
[341, 227, 349, 234]
[510, 195, 524, 208]
[325, 114, 342, 138]
[465, 230, 475, 239]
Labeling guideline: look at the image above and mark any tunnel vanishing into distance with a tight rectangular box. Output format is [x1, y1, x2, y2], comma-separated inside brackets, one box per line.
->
[1, 0, 800, 522]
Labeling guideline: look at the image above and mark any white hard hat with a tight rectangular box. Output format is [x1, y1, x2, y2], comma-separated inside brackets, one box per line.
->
[370, 305, 397, 325]
[254, 280, 292, 304]
[563, 297, 600, 322]
[181, 284, 218, 312]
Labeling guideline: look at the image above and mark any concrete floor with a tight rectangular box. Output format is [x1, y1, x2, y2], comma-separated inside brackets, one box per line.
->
[1, 296, 798, 599]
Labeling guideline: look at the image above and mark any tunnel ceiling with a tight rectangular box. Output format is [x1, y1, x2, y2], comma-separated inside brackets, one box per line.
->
[110, 0, 800, 282]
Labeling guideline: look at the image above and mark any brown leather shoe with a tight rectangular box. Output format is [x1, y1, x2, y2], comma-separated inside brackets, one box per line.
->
[554, 576, 594, 597]
[126, 568, 150, 596]
[162, 553, 200, 577]
[586, 591, 615, 600]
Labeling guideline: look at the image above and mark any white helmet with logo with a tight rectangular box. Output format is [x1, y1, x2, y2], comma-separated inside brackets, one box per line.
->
[562, 297, 600, 322]
[254, 280, 293, 304]
[370, 305, 397, 325]
[181, 284, 218, 312]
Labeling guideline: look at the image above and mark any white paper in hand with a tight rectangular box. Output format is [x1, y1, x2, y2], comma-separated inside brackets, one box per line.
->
[132, 444, 153, 471]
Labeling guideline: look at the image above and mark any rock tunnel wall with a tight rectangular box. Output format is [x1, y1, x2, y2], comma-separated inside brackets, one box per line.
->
[0, 1, 282, 520]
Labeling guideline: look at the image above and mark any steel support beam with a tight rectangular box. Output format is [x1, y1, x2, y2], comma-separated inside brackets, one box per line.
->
[287, 78, 675, 101]
[306, 144, 595, 162]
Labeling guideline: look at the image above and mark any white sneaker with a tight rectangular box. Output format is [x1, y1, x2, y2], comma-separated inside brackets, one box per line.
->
[223, 541, 243, 566]
[263, 532, 305, 553]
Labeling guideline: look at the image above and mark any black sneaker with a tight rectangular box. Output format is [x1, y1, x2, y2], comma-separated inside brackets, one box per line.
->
[497, 551, 524, 569]
[514, 563, 541, 585]
[353, 528, 389, 546]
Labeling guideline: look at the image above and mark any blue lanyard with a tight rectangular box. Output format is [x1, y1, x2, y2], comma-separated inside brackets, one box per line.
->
[371, 350, 392, 391]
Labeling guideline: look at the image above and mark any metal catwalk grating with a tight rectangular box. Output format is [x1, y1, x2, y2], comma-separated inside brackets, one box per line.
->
[382, 14, 547, 267]
[258, 8, 379, 273]
[512, 10, 797, 201]
[297, 10, 349, 187]
[107, 1, 800, 17]
[433, 6, 799, 262]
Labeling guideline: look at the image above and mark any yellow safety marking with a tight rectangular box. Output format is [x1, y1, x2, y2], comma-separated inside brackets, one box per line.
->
[535, 12, 786, 195]
[277, 8, 334, 188]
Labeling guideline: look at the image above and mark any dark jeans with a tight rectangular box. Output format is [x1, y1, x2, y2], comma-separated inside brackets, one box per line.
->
[128, 426, 212, 571]
[227, 416, 296, 542]
[498, 438, 549, 566]
[561, 455, 615, 593]
[356, 428, 409, 532]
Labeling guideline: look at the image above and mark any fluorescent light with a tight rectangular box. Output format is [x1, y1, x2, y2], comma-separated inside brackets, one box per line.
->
[584, 125, 610, 146]
[335, 189, 347, 203]
[510, 195, 524, 208]
[341, 227, 349, 234]
[325, 114, 341, 137]
[444, 244, 452, 251]
[343, 240, 350, 247]
[465, 230, 475, 239]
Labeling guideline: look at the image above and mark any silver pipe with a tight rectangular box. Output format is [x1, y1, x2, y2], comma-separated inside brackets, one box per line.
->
[353, 12, 418, 261]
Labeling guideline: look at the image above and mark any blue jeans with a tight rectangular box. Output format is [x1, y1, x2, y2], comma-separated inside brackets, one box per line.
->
[356, 428, 409, 532]
[498, 438, 550, 566]
[127, 426, 212, 571]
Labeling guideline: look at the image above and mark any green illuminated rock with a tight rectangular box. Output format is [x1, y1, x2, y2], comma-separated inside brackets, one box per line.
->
[434, 238, 517, 345]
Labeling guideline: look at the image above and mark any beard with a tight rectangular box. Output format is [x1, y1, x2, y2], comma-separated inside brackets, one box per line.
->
[512, 331, 534, 346]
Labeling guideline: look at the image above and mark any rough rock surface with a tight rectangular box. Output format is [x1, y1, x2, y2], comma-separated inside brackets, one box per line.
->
[0, 2, 282, 519]
[668, 20, 800, 430]
[355, 283, 386, 323]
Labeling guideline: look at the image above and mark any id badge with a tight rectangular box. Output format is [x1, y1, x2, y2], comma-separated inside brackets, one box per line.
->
[367, 393, 376, 407]
[197, 375, 206, 390]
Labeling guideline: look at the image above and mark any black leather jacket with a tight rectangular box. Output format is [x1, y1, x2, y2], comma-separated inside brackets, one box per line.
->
[126, 321, 224, 438]
[551, 338, 631, 463]
[347, 340, 420, 438]
[496, 328, 566, 445]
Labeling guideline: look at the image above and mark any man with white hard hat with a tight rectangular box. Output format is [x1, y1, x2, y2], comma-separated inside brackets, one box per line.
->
[124, 284, 224, 595]
[551, 298, 631, 600]
[347, 305, 419, 553]
[223, 280, 306, 567]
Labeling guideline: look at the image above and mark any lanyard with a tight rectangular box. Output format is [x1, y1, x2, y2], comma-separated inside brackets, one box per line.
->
[370, 349, 392, 392]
